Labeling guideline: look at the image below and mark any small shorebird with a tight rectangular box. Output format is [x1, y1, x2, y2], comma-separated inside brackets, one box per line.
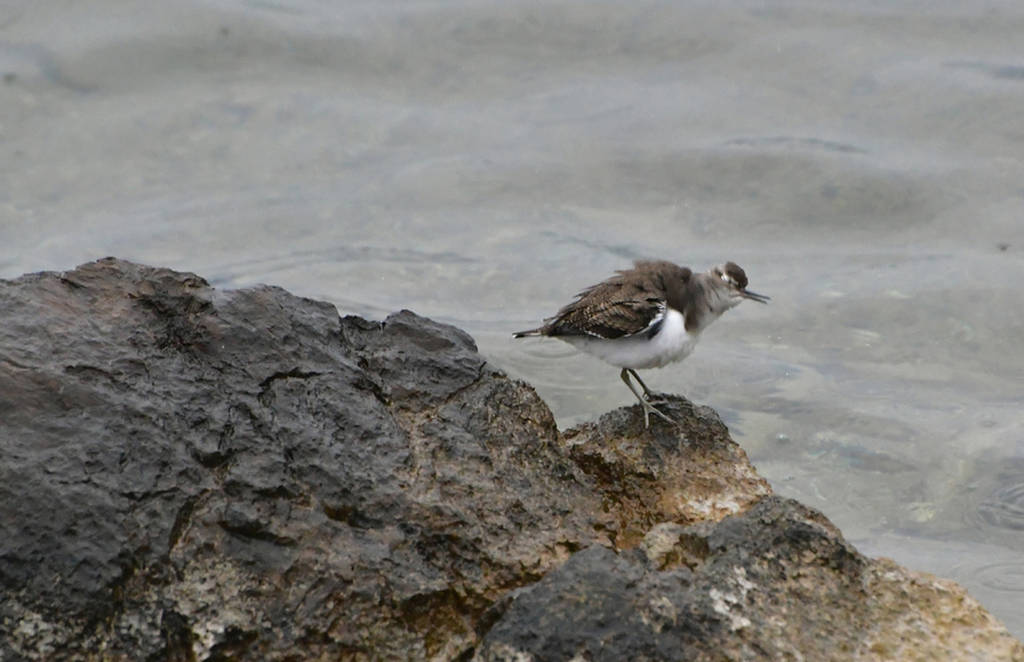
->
[514, 260, 768, 427]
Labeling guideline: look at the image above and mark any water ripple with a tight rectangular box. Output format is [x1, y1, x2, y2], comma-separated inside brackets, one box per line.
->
[975, 481, 1024, 531]
[722, 135, 868, 154]
[963, 562, 1024, 593]
[945, 60, 1024, 82]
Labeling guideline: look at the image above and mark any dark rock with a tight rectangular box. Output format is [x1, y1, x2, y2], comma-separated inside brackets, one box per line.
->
[0, 259, 602, 660]
[476, 497, 860, 661]
[1, 258, 1020, 662]
[478, 497, 1024, 661]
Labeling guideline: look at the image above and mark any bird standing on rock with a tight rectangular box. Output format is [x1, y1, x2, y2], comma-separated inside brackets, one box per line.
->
[514, 260, 769, 428]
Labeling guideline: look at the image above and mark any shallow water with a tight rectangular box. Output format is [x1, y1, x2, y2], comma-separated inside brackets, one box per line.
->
[3, 0, 1024, 637]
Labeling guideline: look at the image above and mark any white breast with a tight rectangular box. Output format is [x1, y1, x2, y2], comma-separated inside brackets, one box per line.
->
[560, 308, 699, 370]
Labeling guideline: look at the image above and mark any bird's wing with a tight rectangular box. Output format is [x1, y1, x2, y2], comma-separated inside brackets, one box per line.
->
[543, 273, 667, 339]
[533, 261, 691, 339]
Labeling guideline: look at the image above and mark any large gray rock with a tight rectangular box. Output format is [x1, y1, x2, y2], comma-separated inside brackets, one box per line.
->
[1, 258, 1020, 661]
[0, 258, 603, 660]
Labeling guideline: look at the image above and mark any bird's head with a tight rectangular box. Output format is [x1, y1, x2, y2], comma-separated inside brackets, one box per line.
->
[710, 262, 770, 307]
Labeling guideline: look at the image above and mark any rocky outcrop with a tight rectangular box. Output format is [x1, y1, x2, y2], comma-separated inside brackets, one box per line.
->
[477, 497, 1023, 661]
[1, 258, 1020, 661]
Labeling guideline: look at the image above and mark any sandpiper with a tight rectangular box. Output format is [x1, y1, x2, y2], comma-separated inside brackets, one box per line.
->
[514, 260, 768, 427]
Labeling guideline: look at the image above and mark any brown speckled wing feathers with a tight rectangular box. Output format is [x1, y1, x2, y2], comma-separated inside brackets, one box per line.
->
[540, 262, 689, 339]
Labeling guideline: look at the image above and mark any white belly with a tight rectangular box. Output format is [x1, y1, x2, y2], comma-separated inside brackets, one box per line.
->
[561, 309, 699, 370]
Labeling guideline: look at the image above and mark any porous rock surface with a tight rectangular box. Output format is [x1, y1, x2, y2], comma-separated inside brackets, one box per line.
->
[0, 258, 1020, 661]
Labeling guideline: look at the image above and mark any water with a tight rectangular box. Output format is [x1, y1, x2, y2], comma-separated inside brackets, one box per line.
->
[3, 0, 1024, 637]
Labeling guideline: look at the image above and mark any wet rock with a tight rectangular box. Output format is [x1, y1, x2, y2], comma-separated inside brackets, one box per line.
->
[476, 496, 1024, 661]
[1, 258, 1020, 661]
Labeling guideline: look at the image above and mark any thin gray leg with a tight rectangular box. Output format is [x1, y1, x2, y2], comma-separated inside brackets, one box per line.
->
[620, 368, 675, 428]
[627, 369, 666, 404]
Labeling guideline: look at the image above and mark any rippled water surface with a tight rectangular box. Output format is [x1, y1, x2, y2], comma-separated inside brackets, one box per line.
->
[3, 0, 1024, 637]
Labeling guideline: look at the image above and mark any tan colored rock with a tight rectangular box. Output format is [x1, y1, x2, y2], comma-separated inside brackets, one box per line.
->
[859, 558, 1024, 661]
[563, 400, 772, 548]
[477, 498, 1024, 662]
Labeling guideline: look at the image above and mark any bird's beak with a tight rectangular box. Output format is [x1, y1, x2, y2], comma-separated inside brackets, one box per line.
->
[741, 289, 770, 304]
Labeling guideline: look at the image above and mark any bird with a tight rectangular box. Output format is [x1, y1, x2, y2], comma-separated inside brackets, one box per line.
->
[513, 260, 769, 428]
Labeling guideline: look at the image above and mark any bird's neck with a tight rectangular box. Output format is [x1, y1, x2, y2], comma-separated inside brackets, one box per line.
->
[680, 274, 733, 333]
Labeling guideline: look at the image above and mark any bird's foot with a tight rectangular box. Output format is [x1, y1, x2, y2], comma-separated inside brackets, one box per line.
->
[620, 368, 677, 428]
[638, 397, 676, 429]
[642, 392, 668, 406]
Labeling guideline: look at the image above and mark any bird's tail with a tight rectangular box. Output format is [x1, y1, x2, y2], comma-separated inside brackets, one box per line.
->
[512, 327, 543, 338]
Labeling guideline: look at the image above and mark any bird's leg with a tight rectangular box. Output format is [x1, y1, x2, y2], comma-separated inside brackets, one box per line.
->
[627, 369, 666, 405]
[620, 368, 675, 428]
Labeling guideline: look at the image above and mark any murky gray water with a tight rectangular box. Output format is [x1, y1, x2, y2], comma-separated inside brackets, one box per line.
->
[3, 0, 1024, 637]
